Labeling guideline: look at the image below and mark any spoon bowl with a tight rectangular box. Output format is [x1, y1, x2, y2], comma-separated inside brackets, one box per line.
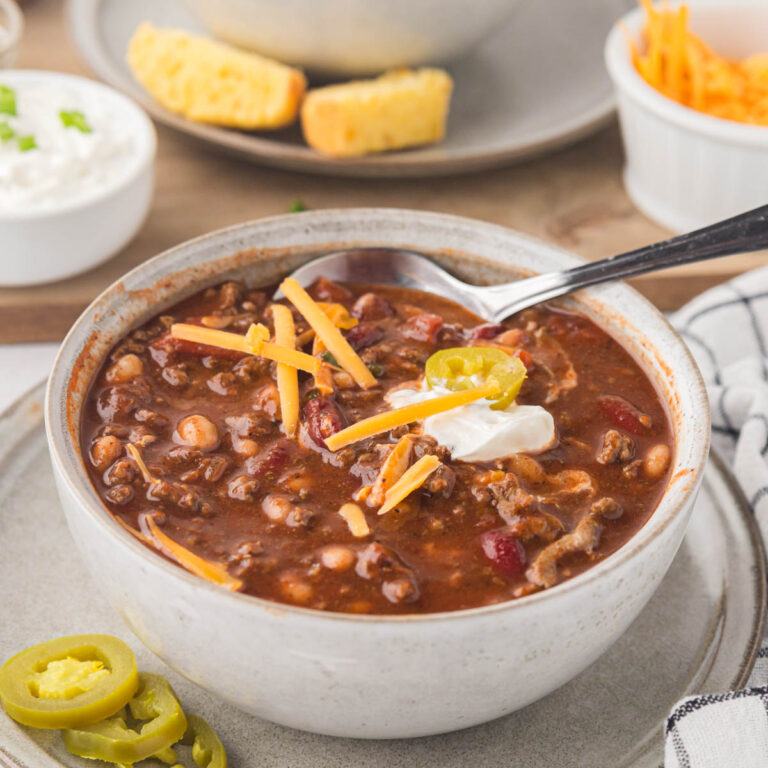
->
[278, 202, 768, 321]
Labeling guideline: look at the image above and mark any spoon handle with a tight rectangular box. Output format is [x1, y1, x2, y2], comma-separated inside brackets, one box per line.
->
[487, 203, 768, 320]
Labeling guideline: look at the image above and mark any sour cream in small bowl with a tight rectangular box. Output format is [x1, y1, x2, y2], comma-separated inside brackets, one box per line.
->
[0, 71, 155, 286]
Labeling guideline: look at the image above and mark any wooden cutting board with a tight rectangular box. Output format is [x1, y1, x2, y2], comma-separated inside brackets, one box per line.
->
[5, 0, 767, 342]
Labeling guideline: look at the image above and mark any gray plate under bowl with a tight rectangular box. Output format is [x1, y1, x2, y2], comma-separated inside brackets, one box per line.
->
[0, 382, 764, 767]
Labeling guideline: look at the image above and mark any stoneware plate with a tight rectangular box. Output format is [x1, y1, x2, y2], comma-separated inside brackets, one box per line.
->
[0, 382, 764, 767]
[66, 0, 630, 178]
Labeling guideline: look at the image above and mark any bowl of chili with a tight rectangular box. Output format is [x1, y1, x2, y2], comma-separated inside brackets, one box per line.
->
[45, 208, 709, 738]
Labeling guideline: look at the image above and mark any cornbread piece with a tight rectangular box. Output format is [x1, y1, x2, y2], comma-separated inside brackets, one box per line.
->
[127, 23, 306, 129]
[301, 69, 453, 157]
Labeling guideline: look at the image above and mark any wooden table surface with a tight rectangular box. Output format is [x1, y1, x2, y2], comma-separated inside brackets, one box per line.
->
[5, 0, 768, 342]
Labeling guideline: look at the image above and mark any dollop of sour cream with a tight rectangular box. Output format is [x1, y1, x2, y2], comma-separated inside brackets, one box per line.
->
[0, 84, 136, 212]
[386, 385, 556, 462]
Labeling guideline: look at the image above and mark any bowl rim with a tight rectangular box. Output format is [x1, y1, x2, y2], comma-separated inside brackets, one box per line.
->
[0, 0, 23, 57]
[44, 208, 711, 624]
[605, 0, 768, 148]
[0, 69, 156, 220]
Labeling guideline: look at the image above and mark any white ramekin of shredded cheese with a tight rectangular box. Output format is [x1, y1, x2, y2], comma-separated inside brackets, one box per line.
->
[0, 70, 156, 286]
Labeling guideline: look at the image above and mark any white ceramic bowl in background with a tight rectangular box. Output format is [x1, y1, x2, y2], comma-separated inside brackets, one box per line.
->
[182, 0, 520, 77]
[0, 0, 22, 69]
[605, 2, 768, 233]
[0, 71, 155, 286]
[45, 209, 709, 738]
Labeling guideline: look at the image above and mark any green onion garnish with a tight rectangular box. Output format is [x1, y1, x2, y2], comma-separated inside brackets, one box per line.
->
[18, 135, 37, 152]
[289, 199, 307, 213]
[0, 121, 13, 141]
[0, 85, 16, 116]
[368, 363, 384, 377]
[321, 351, 339, 367]
[59, 110, 92, 133]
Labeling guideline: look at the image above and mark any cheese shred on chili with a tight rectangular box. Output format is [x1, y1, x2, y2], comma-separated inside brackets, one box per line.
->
[324, 383, 498, 451]
[280, 278, 377, 389]
[378, 455, 442, 515]
[271, 305, 300, 438]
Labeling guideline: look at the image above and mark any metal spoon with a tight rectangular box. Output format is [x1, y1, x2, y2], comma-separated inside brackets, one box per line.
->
[276, 204, 768, 321]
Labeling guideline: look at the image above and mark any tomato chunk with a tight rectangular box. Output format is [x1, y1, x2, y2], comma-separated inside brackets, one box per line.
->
[401, 313, 444, 343]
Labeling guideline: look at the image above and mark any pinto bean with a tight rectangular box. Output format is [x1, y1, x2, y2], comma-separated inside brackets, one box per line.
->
[644, 444, 671, 478]
[106, 353, 144, 383]
[90, 435, 123, 471]
[279, 572, 314, 604]
[321, 546, 357, 571]
[175, 414, 219, 452]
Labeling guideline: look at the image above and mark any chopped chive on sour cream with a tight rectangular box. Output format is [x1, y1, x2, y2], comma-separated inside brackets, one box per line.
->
[0, 85, 16, 115]
[17, 135, 36, 152]
[0, 81, 136, 212]
[59, 110, 91, 133]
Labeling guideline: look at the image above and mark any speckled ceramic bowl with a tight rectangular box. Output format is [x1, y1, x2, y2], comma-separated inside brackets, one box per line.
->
[44, 209, 709, 739]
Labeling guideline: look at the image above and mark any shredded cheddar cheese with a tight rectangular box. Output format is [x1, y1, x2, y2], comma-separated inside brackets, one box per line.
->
[353, 484, 373, 503]
[369, 435, 413, 507]
[280, 278, 377, 389]
[171, 322, 320, 375]
[272, 305, 300, 438]
[324, 383, 498, 451]
[378, 455, 441, 515]
[632, 0, 768, 124]
[126, 443, 158, 485]
[317, 302, 358, 330]
[171, 323, 251, 354]
[337, 502, 371, 537]
[112, 513, 154, 546]
[143, 514, 243, 591]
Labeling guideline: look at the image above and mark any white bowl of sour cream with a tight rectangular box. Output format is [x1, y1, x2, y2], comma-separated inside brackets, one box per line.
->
[0, 71, 155, 286]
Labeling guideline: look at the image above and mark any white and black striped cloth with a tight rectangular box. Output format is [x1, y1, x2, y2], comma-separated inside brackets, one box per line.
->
[665, 267, 768, 767]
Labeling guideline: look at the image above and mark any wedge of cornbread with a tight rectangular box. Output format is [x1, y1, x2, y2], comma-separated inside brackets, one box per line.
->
[301, 69, 453, 157]
[127, 23, 306, 129]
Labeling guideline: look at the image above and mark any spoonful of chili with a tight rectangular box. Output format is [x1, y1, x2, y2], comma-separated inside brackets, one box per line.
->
[275, 203, 768, 321]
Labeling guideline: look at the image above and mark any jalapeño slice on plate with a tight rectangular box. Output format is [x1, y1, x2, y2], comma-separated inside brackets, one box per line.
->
[62, 671, 187, 764]
[0, 634, 138, 729]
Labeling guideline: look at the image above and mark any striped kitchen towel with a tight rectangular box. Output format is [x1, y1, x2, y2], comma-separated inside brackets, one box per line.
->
[665, 266, 768, 767]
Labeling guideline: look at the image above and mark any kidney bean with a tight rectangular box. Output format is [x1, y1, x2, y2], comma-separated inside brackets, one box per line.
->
[311, 277, 353, 303]
[598, 395, 652, 435]
[401, 313, 443, 343]
[345, 322, 384, 350]
[351, 292, 394, 320]
[469, 323, 505, 341]
[246, 439, 294, 478]
[303, 396, 346, 448]
[479, 530, 527, 577]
